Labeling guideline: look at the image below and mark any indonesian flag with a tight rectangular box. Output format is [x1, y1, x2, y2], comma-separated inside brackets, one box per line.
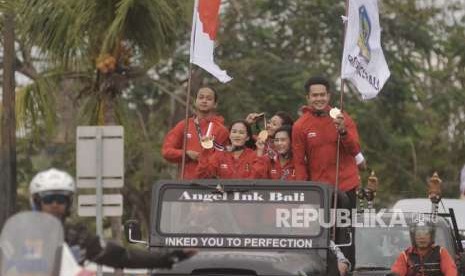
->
[341, 0, 390, 99]
[190, 0, 232, 83]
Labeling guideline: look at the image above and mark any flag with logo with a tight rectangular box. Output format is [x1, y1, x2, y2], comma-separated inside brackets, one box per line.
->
[341, 0, 390, 100]
[190, 0, 232, 83]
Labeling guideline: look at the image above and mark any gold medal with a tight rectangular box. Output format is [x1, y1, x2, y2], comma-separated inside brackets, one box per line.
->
[329, 107, 341, 119]
[258, 130, 269, 142]
[201, 138, 214, 149]
[201, 122, 214, 149]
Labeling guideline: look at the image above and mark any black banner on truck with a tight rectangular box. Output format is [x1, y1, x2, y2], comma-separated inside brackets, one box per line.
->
[163, 236, 313, 249]
[162, 188, 320, 203]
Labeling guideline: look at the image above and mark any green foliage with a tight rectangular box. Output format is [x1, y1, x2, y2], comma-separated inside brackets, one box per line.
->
[213, 0, 465, 204]
[7, 1, 465, 231]
[16, 75, 58, 139]
[16, 0, 188, 68]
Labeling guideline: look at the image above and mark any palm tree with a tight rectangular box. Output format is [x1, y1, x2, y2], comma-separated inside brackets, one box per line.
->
[13, 0, 191, 240]
[0, 3, 17, 229]
[17, 0, 189, 124]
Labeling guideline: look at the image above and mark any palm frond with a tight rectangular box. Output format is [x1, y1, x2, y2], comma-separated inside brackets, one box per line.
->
[102, 0, 188, 64]
[16, 76, 58, 140]
[0, 0, 14, 13]
[78, 93, 100, 125]
[16, 0, 92, 68]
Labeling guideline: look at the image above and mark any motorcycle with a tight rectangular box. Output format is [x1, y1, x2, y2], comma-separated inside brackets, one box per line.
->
[0, 211, 94, 276]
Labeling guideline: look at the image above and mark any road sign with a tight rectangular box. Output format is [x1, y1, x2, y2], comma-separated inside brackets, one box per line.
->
[76, 126, 124, 188]
[76, 126, 124, 276]
[78, 194, 123, 217]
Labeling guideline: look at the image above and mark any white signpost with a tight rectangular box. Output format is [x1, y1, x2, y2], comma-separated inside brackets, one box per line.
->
[76, 126, 124, 276]
[76, 126, 124, 189]
[77, 194, 123, 217]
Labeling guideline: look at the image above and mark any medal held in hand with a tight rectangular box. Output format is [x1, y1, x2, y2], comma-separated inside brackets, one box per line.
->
[257, 114, 269, 142]
[258, 130, 269, 142]
[255, 112, 265, 119]
[329, 107, 341, 119]
[201, 122, 214, 149]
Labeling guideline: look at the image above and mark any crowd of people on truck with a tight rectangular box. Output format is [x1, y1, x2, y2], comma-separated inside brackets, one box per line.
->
[9, 74, 461, 275]
[162, 76, 363, 209]
[161, 75, 363, 275]
[161, 74, 462, 275]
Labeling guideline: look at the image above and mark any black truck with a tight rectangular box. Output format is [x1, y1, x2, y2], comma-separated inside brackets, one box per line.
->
[126, 179, 347, 276]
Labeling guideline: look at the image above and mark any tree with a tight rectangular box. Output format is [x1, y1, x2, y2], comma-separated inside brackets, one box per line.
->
[7, 0, 465, 232]
[0, 8, 16, 229]
[210, 0, 465, 203]
[12, 0, 191, 241]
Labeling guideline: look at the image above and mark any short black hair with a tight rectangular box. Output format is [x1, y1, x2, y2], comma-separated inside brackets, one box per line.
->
[272, 125, 293, 158]
[272, 125, 292, 140]
[274, 111, 294, 127]
[195, 86, 218, 103]
[304, 76, 331, 94]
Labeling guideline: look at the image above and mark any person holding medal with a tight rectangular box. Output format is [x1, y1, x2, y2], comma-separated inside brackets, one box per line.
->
[292, 76, 361, 204]
[196, 120, 258, 179]
[245, 111, 294, 135]
[245, 111, 294, 161]
[253, 125, 296, 180]
[162, 87, 229, 179]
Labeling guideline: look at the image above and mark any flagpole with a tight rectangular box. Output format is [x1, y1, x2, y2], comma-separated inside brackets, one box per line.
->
[180, 64, 193, 180]
[332, 0, 350, 241]
[181, 0, 200, 180]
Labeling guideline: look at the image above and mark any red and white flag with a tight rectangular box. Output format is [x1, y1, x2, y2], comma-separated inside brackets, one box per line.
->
[190, 0, 232, 83]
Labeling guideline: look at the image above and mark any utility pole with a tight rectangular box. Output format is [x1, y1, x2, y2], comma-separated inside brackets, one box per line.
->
[1, 12, 17, 229]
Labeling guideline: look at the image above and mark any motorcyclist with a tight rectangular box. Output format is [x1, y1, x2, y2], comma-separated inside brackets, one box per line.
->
[29, 167, 193, 269]
[390, 219, 457, 276]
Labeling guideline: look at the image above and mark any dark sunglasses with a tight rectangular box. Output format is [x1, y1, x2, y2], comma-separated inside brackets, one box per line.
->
[41, 194, 69, 205]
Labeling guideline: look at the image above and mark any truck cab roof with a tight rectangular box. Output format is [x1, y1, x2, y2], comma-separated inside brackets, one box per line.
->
[147, 179, 339, 276]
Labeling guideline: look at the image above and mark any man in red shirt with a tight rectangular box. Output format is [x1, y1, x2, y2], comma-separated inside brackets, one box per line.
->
[162, 87, 229, 179]
[292, 76, 361, 202]
[391, 220, 457, 276]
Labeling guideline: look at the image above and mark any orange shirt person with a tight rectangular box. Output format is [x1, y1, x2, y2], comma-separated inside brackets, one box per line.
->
[162, 87, 229, 179]
[391, 220, 457, 276]
[196, 120, 257, 179]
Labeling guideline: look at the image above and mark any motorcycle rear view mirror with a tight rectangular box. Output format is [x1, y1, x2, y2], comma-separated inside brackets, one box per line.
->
[124, 220, 147, 245]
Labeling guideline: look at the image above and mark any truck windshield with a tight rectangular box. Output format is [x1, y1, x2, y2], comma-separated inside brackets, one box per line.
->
[157, 187, 323, 237]
[355, 225, 453, 270]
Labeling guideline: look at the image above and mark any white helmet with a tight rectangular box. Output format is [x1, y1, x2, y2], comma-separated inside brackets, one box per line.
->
[29, 168, 75, 210]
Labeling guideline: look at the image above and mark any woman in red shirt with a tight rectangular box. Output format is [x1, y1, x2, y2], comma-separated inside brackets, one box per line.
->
[246, 111, 293, 161]
[254, 125, 296, 180]
[196, 120, 257, 179]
